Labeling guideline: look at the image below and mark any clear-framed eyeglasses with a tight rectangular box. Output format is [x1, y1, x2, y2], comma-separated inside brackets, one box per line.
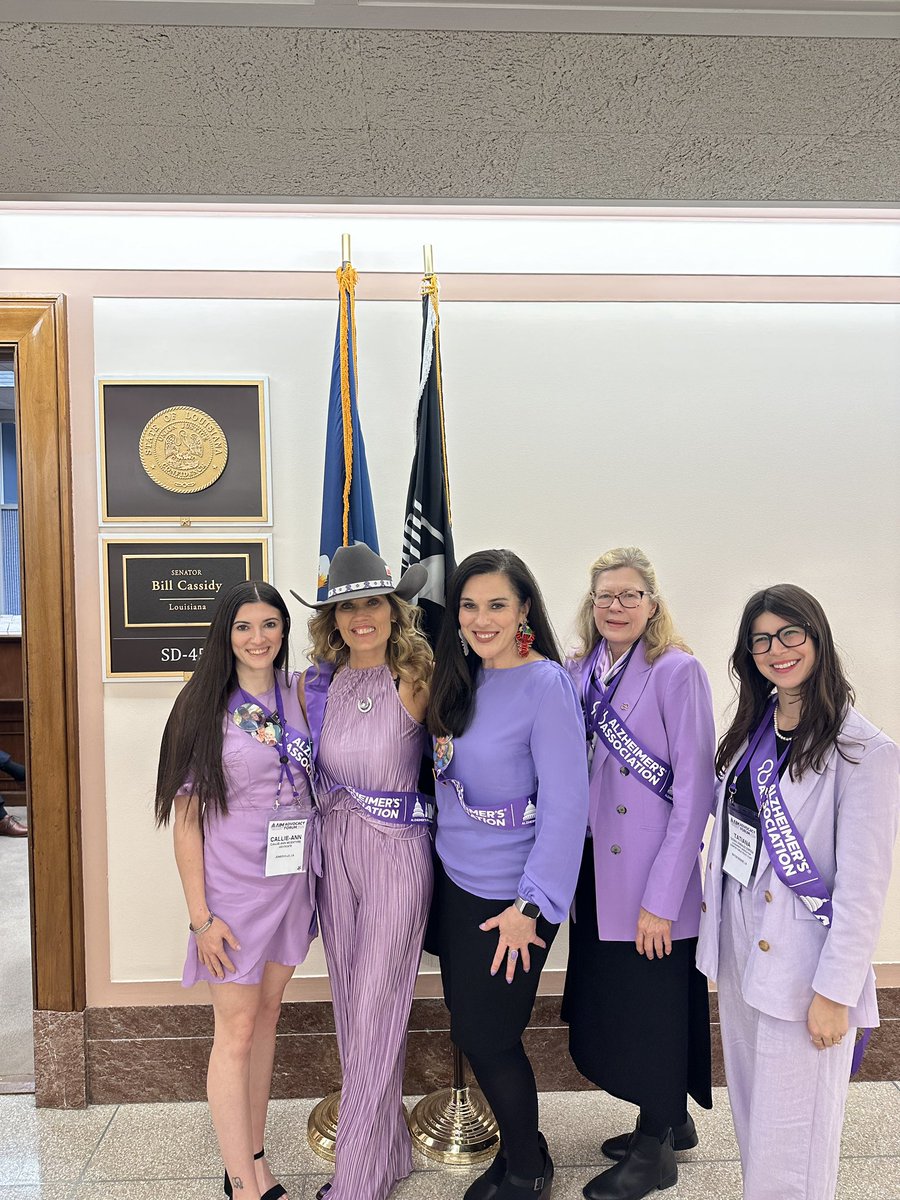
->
[747, 624, 810, 655]
[590, 589, 649, 610]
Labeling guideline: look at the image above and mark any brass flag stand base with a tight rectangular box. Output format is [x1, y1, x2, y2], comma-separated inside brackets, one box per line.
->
[307, 1090, 413, 1164]
[408, 1045, 500, 1165]
[307, 1090, 341, 1163]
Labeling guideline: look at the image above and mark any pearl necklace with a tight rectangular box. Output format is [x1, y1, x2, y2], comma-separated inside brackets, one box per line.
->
[773, 705, 794, 741]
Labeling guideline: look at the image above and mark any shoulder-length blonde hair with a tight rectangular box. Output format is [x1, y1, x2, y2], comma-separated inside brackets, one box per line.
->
[307, 595, 433, 690]
[572, 546, 691, 665]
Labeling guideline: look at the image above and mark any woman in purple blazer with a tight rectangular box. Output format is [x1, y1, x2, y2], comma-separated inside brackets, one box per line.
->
[697, 584, 900, 1200]
[564, 547, 715, 1200]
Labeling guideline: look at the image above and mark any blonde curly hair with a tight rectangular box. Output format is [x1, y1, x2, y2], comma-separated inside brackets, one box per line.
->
[306, 595, 433, 690]
[572, 546, 691, 666]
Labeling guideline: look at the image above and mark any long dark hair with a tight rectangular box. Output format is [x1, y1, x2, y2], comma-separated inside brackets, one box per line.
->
[428, 549, 561, 737]
[155, 581, 291, 825]
[715, 584, 856, 781]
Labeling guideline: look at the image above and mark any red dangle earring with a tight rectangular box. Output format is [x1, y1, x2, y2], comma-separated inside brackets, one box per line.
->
[515, 619, 535, 658]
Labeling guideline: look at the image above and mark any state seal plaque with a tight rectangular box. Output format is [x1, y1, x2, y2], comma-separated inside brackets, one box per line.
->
[139, 406, 228, 495]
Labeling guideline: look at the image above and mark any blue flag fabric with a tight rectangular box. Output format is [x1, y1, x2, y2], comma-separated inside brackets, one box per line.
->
[317, 264, 379, 598]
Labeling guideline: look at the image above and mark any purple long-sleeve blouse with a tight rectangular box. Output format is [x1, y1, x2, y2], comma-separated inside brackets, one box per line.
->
[434, 658, 590, 923]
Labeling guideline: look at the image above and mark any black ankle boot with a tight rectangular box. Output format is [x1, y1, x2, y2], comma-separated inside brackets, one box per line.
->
[583, 1130, 676, 1200]
[496, 1147, 554, 1199]
[601, 1114, 697, 1163]
[465, 1133, 548, 1200]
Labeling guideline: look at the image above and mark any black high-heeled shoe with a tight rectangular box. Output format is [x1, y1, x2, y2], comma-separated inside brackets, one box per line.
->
[225, 1148, 288, 1200]
[497, 1147, 554, 1200]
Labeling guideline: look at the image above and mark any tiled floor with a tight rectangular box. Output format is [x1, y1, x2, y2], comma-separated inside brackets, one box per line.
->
[3, 1083, 900, 1200]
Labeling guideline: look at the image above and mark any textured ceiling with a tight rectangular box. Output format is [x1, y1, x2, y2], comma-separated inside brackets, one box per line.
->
[0, 19, 898, 202]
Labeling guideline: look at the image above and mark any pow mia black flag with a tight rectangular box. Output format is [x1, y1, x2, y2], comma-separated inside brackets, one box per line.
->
[401, 273, 456, 648]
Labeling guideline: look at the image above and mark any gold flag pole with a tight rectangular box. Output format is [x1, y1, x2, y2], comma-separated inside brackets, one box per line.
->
[307, 231, 349, 1165]
[407, 240, 499, 1164]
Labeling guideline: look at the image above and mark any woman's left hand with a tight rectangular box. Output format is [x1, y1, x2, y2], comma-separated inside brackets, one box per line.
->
[635, 907, 672, 960]
[481, 906, 546, 983]
[807, 993, 850, 1050]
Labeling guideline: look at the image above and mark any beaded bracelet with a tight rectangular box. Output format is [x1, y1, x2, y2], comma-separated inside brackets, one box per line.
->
[189, 913, 216, 936]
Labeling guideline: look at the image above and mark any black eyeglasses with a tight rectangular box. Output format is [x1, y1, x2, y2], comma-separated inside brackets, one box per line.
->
[747, 624, 810, 655]
[590, 589, 649, 610]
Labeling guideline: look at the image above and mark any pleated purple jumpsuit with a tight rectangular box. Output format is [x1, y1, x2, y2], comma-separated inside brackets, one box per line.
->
[314, 663, 432, 1200]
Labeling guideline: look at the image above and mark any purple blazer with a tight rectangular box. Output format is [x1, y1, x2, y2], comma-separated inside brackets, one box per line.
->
[696, 707, 900, 1028]
[570, 640, 717, 942]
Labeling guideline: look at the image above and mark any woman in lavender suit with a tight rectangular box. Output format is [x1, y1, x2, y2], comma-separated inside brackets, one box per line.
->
[697, 585, 900, 1200]
[429, 549, 590, 1200]
[564, 547, 715, 1200]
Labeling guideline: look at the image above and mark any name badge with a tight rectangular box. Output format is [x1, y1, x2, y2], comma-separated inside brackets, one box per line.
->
[265, 817, 308, 877]
[723, 809, 759, 888]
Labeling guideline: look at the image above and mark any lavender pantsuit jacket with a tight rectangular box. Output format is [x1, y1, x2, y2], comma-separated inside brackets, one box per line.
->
[696, 708, 900, 1028]
[572, 640, 717, 942]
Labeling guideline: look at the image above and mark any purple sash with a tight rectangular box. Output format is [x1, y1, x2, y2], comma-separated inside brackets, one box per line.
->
[305, 659, 433, 828]
[729, 703, 833, 927]
[433, 741, 536, 830]
[229, 673, 313, 804]
[582, 642, 674, 804]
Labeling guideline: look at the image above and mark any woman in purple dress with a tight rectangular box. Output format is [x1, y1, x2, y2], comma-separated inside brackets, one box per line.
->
[156, 581, 317, 1200]
[428, 548, 590, 1200]
[294, 543, 432, 1200]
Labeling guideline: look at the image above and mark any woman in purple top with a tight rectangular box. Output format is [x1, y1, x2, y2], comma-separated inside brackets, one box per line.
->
[564, 547, 714, 1200]
[697, 585, 900, 1200]
[293, 543, 433, 1200]
[156, 581, 317, 1200]
[428, 548, 590, 1200]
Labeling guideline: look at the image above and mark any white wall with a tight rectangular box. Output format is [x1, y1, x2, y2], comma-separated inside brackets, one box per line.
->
[93, 290, 900, 983]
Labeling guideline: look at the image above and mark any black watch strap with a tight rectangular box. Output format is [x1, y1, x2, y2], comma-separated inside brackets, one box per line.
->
[514, 896, 541, 920]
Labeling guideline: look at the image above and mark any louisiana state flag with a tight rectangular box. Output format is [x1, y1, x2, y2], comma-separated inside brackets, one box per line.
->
[317, 262, 379, 598]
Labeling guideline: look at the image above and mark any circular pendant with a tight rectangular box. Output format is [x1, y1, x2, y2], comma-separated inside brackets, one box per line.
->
[357, 697, 373, 714]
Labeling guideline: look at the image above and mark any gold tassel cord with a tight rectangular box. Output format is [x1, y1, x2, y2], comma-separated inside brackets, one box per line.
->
[336, 263, 358, 546]
[422, 273, 453, 527]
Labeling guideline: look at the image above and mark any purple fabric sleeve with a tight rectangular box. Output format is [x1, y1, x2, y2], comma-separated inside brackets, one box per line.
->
[639, 654, 717, 923]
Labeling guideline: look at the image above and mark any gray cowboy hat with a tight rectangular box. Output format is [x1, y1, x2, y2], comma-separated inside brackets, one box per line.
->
[291, 542, 427, 609]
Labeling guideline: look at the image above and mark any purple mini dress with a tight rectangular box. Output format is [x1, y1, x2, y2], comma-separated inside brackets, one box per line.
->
[181, 671, 318, 987]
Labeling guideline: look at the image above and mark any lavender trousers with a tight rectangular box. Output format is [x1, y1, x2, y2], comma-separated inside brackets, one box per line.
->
[718, 879, 855, 1200]
[317, 807, 433, 1200]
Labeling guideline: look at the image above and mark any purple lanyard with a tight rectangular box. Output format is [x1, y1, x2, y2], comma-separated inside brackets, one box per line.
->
[728, 702, 832, 928]
[232, 675, 309, 805]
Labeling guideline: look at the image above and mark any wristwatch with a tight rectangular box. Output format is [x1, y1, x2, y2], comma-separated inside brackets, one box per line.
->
[514, 896, 541, 920]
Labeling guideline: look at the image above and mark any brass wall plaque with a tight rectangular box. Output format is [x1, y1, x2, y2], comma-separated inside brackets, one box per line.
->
[139, 406, 228, 494]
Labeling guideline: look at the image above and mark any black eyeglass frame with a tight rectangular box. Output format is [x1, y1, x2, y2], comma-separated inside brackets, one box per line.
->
[590, 589, 650, 610]
[747, 623, 812, 656]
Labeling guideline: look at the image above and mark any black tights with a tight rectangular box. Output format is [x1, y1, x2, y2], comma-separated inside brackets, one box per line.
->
[639, 1106, 688, 1140]
[466, 1041, 544, 1178]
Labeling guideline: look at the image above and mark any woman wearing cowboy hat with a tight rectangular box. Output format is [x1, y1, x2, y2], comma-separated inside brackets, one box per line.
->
[293, 544, 433, 1200]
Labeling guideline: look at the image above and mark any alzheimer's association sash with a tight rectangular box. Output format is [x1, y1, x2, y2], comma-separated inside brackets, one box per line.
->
[729, 703, 833, 928]
[433, 736, 536, 829]
[582, 642, 674, 804]
[305, 659, 433, 828]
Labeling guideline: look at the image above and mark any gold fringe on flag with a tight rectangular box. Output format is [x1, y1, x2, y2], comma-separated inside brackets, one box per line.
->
[336, 262, 359, 546]
[421, 272, 453, 526]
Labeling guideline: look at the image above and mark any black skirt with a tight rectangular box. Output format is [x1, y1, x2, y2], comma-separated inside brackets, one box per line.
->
[434, 858, 558, 1058]
[562, 841, 712, 1115]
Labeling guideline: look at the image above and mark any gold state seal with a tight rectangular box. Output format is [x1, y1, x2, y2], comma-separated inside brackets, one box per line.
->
[139, 406, 228, 494]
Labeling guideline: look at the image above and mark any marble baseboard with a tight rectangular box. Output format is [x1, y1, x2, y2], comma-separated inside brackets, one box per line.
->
[84, 988, 900, 1105]
[34, 1009, 87, 1108]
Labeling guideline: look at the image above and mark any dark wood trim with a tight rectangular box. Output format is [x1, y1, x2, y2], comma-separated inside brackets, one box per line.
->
[0, 296, 84, 1013]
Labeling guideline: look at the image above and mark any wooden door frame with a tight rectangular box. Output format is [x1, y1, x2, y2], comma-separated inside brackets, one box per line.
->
[0, 296, 84, 1018]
